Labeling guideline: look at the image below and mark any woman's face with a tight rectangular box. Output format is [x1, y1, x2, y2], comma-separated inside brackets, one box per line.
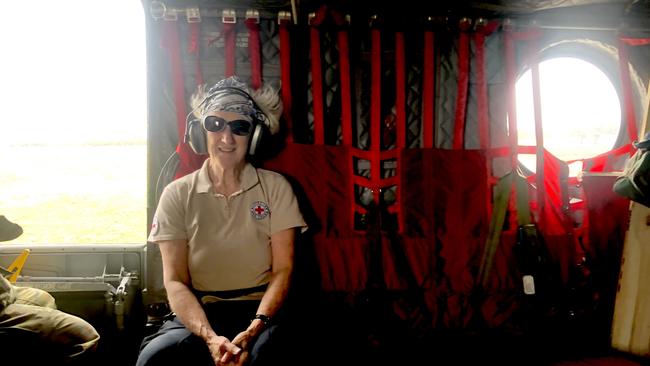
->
[204, 110, 252, 168]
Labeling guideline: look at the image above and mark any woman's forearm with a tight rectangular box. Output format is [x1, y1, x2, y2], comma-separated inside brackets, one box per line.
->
[166, 280, 217, 341]
[256, 266, 292, 320]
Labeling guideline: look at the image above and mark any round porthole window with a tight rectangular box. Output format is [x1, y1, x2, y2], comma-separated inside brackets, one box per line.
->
[515, 57, 621, 176]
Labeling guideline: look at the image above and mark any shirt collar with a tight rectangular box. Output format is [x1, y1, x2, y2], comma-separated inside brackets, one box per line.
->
[196, 159, 259, 194]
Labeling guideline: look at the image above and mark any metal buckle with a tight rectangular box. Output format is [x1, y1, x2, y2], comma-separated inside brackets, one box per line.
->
[278, 10, 292, 25]
[245, 9, 259, 24]
[459, 17, 472, 31]
[186, 7, 201, 23]
[222, 9, 237, 24]
[149, 0, 166, 20]
[163, 7, 178, 21]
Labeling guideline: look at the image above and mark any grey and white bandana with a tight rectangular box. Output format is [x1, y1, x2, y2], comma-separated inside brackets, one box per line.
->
[202, 76, 267, 123]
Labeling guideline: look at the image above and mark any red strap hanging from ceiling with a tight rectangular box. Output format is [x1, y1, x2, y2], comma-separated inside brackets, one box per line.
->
[338, 19, 353, 147]
[309, 14, 325, 145]
[395, 32, 406, 150]
[504, 25, 518, 171]
[245, 11, 262, 90]
[617, 35, 649, 143]
[188, 21, 204, 85]
[222, 10, 237, 77]
[278, 12, 293, 142]
[393, 27, 407, 212]
[453, 19, 471, 149]
[503, 24, 520, 232]
[528, 33, 546, 227]
[161, 18, 205, 179]
[474, 20, 498, 219]
[474, 22, 491, 150]
[370, 26, 382, 205]
[422, 26, 436, 148]
[335, 14, 358, 231]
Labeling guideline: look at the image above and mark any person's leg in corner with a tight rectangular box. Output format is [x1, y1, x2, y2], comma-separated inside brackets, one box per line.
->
[13, 285, 57, 309]
[0, 302, 100, 359]
[136, 316, 213, 366]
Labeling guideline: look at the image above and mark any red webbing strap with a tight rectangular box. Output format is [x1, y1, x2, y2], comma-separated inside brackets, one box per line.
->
[246, 17, 262, 90]
[525, 149, 571, 233]
[395, 31, 406, 232]
[334, 19, 356, 229]
[188, 22, 204, 85]
[504, 27, 518, 170]
[309, 24, 325, 145]
[162, 20, 203, 178]
[474, 28, 489, 149]
[394, 31, 405, 221]
[279, 17, 293, 142]
[453, 23, 471, 149]
[529, 37, 546, 224]
[503, 27, 519, 230]
[617, 36, 640, 142]
[501, 27, 543, 230]
[422, 30, 436, 148]
[223, 20, 237, 77]
[474, 21, 491, 219]
[395, 31, 406, 149]
[619, 37, 650, 46]
[370, 27, 382, 204]
[578, 142, 634, 172]
[338, 24, 353, 146]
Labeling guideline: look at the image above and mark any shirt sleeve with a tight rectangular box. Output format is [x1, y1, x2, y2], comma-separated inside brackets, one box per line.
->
[267, 174, 308, 235]
[148, 184, 187, 242]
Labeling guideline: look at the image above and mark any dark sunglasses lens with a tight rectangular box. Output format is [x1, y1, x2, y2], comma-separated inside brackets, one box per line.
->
[204, 116, 226, 132]
[229, 120, 253, 136]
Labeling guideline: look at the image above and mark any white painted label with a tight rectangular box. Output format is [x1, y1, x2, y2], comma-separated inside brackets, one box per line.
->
[523, 275, 536, 295]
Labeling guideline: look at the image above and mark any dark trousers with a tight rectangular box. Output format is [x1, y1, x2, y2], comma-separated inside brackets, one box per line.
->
[135, 301, 281, 366]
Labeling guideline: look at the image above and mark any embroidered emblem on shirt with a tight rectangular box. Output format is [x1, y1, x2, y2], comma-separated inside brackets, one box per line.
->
[151, 215, 160, 235]
[250, 201, 270, 220]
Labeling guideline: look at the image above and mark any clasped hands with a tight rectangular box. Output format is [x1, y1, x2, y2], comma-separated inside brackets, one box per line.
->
[207, 329, 254, 366]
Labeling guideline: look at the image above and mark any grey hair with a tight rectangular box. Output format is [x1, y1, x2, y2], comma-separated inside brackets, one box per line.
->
[189, 80, 283, 135]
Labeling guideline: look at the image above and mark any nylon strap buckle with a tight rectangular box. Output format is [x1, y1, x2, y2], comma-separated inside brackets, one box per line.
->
[245, 9, 259, 24]
[278, 11, 291, 25]
[222, 9, 237, 24]
[186, 7, 201, 23]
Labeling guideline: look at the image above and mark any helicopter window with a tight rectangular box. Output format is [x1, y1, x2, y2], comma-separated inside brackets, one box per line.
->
[0, 1, 147, 244]
[515, 57, 622, 176]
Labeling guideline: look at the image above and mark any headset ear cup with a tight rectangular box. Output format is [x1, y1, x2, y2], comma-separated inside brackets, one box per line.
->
[188, 119, 208, 155]
[248, 123, 270, 156]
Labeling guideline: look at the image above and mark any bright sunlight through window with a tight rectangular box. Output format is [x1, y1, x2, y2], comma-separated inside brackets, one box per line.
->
[0, 1, 147, 244]
[515, 57, 621, 176]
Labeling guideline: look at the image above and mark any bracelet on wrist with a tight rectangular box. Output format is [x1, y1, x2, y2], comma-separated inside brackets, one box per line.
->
[252, 313, 271, 327]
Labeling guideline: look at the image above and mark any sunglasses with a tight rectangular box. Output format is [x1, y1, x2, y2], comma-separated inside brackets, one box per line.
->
[203, 116, 253, 136]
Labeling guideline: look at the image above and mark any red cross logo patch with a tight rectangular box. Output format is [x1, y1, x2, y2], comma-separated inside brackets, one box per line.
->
[151, 215, 160, 235]
[250, 201, 270, 220]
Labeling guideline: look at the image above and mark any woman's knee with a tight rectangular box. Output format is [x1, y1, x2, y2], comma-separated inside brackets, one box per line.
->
[249, 325, 288, 366]
[136, 323, 208, 366]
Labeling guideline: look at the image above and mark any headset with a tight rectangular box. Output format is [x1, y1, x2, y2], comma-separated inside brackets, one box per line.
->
[184, 86, 270, 156]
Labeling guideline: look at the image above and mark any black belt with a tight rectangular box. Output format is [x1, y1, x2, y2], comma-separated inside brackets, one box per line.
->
[193, 283, 268, 300]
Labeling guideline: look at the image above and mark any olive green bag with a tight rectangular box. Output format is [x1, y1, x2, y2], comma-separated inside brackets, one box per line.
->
[613, 135, 650, 208]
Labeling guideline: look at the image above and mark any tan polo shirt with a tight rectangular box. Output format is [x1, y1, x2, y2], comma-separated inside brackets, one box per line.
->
[149, 160, 306, 294]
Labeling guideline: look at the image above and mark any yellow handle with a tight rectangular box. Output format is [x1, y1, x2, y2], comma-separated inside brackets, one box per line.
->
[7, 249, 30, 283]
